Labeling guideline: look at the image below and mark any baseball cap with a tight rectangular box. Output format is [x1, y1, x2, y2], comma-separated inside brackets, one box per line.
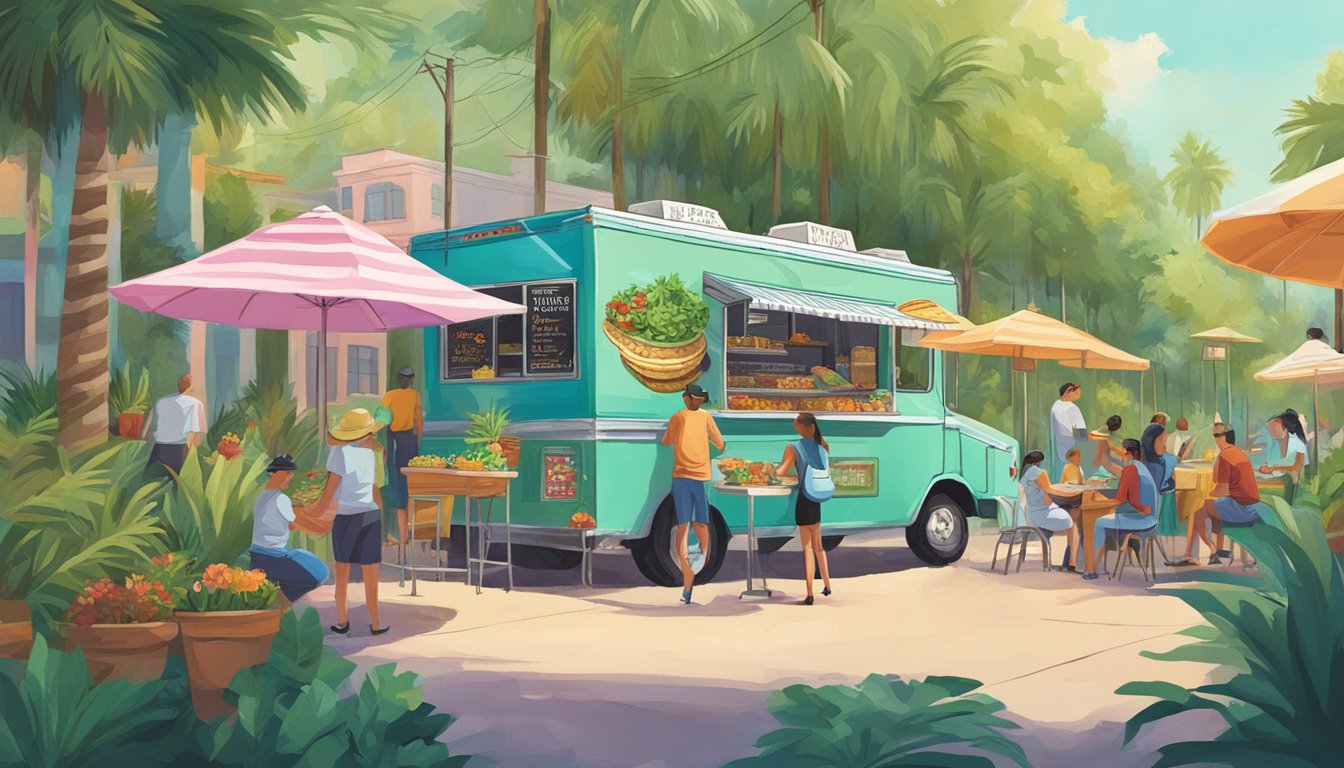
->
[684, 383, 709, 401]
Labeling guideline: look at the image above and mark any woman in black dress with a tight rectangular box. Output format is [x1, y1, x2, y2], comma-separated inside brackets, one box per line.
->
[776, 412, 832, 605]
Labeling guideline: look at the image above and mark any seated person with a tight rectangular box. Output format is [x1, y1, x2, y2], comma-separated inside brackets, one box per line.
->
[248, 454, 331, 604]
[1091, 414, 1126, 474]
[1019, 450, 1080, 572]
[1168, 417, 1193, 462]
[1258, 409, 1308, 503]
[1185, 423, 1261, 567]
[1141, 412, 1177, 493]
[1083, 439, 1157, 581]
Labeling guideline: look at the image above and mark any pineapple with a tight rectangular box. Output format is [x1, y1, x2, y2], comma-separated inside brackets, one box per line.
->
[465, 405, 510, 447]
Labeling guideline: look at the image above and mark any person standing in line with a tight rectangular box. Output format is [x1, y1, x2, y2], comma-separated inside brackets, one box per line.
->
[142, 374, 206, 476]
[1049, 383, 1088, 479]
[248, 454, 330, 605]
[660, 384, 725, 605]
[775, 412, 834, 605]
[311, 408, 389, 636]
[380, 367, 423, 544]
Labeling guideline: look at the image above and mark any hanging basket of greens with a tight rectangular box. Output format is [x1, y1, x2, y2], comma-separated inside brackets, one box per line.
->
[604, 274, 709, 391]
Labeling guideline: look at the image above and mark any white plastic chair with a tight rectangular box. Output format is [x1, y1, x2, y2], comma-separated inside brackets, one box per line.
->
[990, 491, 1051, 574]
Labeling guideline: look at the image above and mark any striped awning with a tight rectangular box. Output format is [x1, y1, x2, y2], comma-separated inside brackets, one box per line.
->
[703, 274, 950, 330]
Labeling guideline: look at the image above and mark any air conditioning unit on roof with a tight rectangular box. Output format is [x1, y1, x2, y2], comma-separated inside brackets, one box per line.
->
[768, 221, 856, 251]
[628, 200, 727, 229]
[861, 247, 911, 263]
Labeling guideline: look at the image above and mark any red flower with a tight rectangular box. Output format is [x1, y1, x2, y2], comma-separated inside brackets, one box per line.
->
[617, 303, 630, 316]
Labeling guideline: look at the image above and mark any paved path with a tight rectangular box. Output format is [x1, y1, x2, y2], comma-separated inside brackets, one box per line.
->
[305, 531, 1221, 767]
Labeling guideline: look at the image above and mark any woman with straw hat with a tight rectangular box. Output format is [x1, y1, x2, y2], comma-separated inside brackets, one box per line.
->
[309, 408, 390, 636]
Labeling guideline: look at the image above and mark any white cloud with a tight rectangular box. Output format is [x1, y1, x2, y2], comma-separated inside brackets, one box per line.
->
[1097, 31, 1172, 106]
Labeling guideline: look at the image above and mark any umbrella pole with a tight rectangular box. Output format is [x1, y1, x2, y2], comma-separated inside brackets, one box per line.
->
[1315, 371, 1321, 471]
[1226, 350, 1233, 424]
[318, 302, 329, 458]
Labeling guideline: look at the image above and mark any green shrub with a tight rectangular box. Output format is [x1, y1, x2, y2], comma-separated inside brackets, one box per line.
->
[0, 367, 55, 432]
[724, 674, 1029, 768]
[0, 635, 190, 768]
[107, 362, 150, 418]
[0, 427, 168, 624]
[162, 431, 270, 569]
[1119, 500, 1344, 766]
[193, 607, 470, 767]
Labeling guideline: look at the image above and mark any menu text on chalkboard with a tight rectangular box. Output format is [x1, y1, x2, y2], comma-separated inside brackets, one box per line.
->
[525, 282, 576, 375]
[444, 318, 495, 379]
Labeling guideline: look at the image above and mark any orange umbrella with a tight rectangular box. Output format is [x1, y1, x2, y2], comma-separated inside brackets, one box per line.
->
[1202, 156, 1344, 349]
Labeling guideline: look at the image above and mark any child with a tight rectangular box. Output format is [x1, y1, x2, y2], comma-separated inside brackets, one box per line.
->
[311, 409, 389, 636]
[249, 454, 330, 604]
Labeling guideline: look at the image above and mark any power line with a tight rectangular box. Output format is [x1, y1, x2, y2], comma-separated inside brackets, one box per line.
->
[478, 100, 531, 151]
[628, 0, 810, 83]
[455, 70, 529, 103]
[265, 70, 423, 140]
[456, 94, 533, 147]
[256, 53, 427, 138]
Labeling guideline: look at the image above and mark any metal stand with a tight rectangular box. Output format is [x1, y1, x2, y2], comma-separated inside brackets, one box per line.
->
[390, 494, 455, 597]
[465, 481, 514, 594]
[741, 492, 772, 599]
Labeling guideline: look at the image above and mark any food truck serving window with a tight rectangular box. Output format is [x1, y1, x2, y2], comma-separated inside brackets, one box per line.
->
[441, 280, 578, 381]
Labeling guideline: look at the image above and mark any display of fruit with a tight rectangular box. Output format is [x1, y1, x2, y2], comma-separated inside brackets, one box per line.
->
[447, 448, 509, 473]
[774, 376, 816, 390]
[471, 365, 495, 379]
[568, 511, 596, 529]
[727, 375, 757, 388]
[409, 454, 450, 469]
[788, 332, 814, 344]
[727, 335, 784, 350]
[811, 366, 852, 388]
[717, 457, 776, 485]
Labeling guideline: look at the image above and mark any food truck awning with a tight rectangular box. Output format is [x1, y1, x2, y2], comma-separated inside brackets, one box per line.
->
[703, 274, 951, 330]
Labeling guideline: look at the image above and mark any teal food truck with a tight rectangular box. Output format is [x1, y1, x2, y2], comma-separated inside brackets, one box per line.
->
[407, 203, 1018, 586]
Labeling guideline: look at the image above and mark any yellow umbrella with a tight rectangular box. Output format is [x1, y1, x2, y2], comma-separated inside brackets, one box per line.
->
[921, 303, 1150, 444]
[1202, 156, 1344, 349]
[1253, 339, 1344, 466]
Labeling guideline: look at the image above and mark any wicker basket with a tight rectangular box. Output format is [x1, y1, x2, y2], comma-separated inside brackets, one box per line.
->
[404, 468, 508, 498]
[603, 321, 706, 380]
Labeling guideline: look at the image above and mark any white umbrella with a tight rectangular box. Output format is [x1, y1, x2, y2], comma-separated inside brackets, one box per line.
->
[1252, 339, 1344, 466]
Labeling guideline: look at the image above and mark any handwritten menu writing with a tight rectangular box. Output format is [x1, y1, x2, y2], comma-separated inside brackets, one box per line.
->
[525, 282, 576, 375]
[444, 318, 494, 379]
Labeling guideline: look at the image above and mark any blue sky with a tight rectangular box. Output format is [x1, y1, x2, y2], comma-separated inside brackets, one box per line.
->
[1065, 0, 1344, 207]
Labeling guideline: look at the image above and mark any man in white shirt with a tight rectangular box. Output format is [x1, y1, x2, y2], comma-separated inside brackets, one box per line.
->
[1168, 417, 1192, 461]
[1048, 382, 1088, 479]
[142, 374, 206, 475]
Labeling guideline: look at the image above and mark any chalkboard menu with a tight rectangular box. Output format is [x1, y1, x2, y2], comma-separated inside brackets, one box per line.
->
[525, 282, 576, 375]
[444, 318, 495, 379]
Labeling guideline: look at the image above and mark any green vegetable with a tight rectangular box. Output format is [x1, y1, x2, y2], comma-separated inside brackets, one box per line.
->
[605, 274, 709, 344]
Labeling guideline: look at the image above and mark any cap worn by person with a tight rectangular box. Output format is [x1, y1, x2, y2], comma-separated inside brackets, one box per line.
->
[329, 408, 384, 442]
[266, 454, 298, 473]
[684, 383, 710, 402]
[398, 366, 415, 378]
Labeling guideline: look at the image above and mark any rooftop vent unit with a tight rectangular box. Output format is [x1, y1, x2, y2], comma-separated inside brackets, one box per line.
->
[628, 200, 727, 229]
[768, 221, 856, 251]
[861, 247, 911, 263]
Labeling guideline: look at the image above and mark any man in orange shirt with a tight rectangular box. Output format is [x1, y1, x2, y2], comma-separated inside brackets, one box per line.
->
[380, 367, 424, 544]
[1192, 423, 1261, 566]
[661, 384, 726, 604]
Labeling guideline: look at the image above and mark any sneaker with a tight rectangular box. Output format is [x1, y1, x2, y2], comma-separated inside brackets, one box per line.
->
[822, 587, 832, 597]
[680, 589, 692, 604]
[1081, 572, 1100, 581]
[803, 595, 814, 605]
[1208, 555, 1222, 565]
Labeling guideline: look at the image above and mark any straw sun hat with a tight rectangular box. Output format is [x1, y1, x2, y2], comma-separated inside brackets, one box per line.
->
[329, 408, 384, 441]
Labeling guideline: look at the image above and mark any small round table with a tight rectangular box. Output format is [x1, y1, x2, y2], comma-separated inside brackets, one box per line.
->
[714, 483, 794, 599]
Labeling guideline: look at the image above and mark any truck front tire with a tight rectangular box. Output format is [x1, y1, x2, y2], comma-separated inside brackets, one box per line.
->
[630, 498, 730, 587]
[905, 493, 969, 566]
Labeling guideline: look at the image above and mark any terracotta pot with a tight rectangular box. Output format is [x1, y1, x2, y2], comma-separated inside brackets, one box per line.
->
[116, 412, 145, 439]
[499, 436, 522, 468]
[65, 622, 179, 683]
[0, 599, 33, 660]
[175, 609, 282, 719]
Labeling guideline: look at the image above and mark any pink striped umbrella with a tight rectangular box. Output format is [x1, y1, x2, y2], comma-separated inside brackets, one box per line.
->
[110, 205, 522, 440]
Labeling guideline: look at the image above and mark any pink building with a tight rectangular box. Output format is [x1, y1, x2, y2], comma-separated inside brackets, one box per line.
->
[291, 150, 612, 409]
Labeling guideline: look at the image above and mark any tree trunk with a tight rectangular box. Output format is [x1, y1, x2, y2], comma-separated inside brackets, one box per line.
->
[156, 114, 196, 253]
[57, 94, 112, 451]
[771, 100, 782, 225]
[819, 126, 831, 225]
[960, 248, 974, 318]
[23, 135, 40, 370]
[611, 57, 625, 211]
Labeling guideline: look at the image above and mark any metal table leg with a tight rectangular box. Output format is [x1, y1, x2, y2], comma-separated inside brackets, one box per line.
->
[741, 495, 772, 599]
[505, 483, 513, 592]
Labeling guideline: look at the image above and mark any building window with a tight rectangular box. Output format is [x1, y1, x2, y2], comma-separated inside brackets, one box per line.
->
[431, 183, 443, 219]
[304, 333, 338, 407]
[340, 186, 353, 214]
[348, 344, 379, 395]
[364, 182, 405, 222]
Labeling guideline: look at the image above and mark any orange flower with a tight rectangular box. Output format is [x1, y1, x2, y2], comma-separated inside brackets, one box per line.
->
[201, 563, 232, 590]
[150, 553, 174, 566]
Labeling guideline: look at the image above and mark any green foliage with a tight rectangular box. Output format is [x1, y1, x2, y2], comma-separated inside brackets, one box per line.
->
[194, 607, 470, 767]
[179, 570, 279, 612]
[0, 636, 190, 768]
[107, 362, 150, 417]
[1164, 132, 1233, 235]
[606, 274, 710, 343]
[117, 188, 188, 396]
[1274, 97, 1344, 182]
[0, 367, 56, 432]
[465, 405, 510, 444]
[1119, 502, 1344, 766]
[0, 429, 167, 622]
[162, 434, 269, 569]
[204, 172, 262, 251]
[725, 673, 1029, 768]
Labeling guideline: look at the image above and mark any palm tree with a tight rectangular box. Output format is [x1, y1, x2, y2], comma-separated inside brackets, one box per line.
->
[1273, 97, 1344, 182]
[0, 1, 383, 451]
[1164, 132, 1232, 238]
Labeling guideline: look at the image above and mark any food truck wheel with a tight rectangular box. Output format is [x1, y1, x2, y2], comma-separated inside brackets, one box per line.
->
[630, 499, 730, 586]
[905, 494, 968, 566]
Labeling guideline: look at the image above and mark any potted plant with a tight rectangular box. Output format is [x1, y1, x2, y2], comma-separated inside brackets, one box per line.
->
[0, 595, 30, 660]
[467, 405, 520, 467]
[62, 574, 179, 683]
[175, 563, 282, 720]
[108, 362, 150, 438]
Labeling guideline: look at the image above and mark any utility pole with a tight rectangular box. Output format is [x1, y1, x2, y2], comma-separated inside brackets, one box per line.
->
[534, 0, 551, 214]
[422, 57, 454, 250]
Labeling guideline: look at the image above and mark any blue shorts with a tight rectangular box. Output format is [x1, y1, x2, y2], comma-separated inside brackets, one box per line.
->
[1213, 496, 1261, 526]
[671, 478, 709, 525]
[249, 547, 329, 602]
[331, 509, 382, 565]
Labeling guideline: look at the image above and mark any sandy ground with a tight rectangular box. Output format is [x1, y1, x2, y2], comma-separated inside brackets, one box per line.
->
[304, 529, 1226, 768]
